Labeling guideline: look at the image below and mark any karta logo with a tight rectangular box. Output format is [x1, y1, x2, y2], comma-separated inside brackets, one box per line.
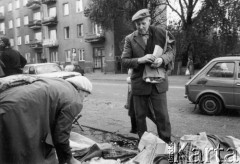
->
[168, 143, 240, 163]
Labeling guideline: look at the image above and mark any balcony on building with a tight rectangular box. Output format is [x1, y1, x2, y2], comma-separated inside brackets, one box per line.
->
[42, 0, 56, 5]
[0, 13, 4, 21]
[28, 20, 42, 29]
[42, 16, 57, 26]
[43, 39, 58, 48]
[85, 32, 105, 43]
[26, 0, 41, 10]
[29, 40, 43, 49]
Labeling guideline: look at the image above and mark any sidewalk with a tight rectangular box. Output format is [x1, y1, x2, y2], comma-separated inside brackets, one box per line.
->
[85, 72, 189, 84]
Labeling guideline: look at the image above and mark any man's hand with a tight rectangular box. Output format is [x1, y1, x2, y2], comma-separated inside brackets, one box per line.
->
[151, 58, 163, 68]
[138, 54, 155, 64]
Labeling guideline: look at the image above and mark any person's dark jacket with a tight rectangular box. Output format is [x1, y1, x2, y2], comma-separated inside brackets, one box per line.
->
[0, 77, 83, 164]
[0, 48, 27, 76]
[121, 26, 175, 95]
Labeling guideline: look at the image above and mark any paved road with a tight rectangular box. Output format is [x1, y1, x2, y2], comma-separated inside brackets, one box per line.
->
[80, 74, 240, 140]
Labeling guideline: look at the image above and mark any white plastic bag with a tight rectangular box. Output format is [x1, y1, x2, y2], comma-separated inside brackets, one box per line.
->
[185, 69, 190, 76]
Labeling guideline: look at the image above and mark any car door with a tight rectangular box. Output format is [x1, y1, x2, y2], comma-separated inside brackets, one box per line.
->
[233, 61, 240, 108]
[204, 61, 235, 106]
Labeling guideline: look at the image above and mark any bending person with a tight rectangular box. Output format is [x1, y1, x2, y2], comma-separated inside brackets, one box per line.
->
[0, 75, 92, 164]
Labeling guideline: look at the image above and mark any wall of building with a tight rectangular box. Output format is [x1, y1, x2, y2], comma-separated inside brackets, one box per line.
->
[0, 0, 117, 73]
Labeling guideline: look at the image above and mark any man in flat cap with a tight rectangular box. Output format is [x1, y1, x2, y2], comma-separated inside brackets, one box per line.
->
[121, 8, 175, 143]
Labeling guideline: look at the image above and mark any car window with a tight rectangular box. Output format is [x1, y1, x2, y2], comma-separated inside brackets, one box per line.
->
[207, 62, 234, 78]
[22, 66, 29, 74]
[238, 63, 240, 78]
[65, 65, 74, 71]
[36, 64, 62, 74]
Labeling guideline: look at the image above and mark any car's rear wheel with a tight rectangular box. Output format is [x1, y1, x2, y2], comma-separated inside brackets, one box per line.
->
[199, 94, 223, 115]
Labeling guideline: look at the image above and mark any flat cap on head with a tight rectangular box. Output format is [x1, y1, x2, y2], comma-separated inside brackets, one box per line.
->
[132, 9, 150, 22]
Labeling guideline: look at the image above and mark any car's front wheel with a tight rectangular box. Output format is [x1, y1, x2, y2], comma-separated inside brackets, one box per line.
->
[199, 94, 223, 115]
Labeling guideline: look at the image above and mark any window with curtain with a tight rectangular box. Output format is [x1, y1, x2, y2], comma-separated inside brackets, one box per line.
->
[16, 18, 21, 27]
[25, 35, 29, 44]
[63, 3, 69, 16]
[15, 0, 20, 9]
[9, 20, 13, 29]
[17, 36, 22, 45]
[64, 27, 70, 39]
[0, 23, 5, 34]
[65, 50, 71, 62]
[77, 24, 83, 37]
[50, 29, 57, 40]
[8, 3, 12, 11]
[78, 49, 85, 61]
[33, 12, 41, 20]
[76, 0, 83, 13]
[35, 32, 42, 41]
[10, 38, 14, 46]
[24, 16, 29, 25]
[0, 6, 4, 15]
[49, 7, 56, 17]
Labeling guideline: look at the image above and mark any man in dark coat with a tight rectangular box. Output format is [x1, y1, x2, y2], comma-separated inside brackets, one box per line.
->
[0, 36, 27, 76]
[0, 75, 92, 164]
[121, 9, 175, 143]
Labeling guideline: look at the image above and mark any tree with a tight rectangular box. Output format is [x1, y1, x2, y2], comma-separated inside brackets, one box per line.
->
[85, 0, 167, 30]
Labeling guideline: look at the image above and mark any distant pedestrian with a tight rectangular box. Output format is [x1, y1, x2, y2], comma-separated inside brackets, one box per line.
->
[0, 36, 27, 76]
[121, 9, 175, 143]
[186, 57, 194, 79]
[125, 69, 137, 133]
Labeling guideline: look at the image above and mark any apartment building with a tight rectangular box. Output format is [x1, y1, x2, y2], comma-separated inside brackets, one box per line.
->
[0, 0, 116, 73]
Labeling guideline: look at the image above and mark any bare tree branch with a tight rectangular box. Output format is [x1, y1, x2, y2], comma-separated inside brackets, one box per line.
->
[165, 0, 183, 20]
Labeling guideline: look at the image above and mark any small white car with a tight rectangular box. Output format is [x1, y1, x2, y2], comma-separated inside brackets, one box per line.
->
[23, 63, 81, 79]
[185, 56, 240, 115]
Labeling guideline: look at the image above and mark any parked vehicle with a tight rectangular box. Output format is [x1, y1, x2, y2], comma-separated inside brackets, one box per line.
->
[185, 56, 240, 115]
[65, 64, 85, 76]
[23, 63, 80, 79]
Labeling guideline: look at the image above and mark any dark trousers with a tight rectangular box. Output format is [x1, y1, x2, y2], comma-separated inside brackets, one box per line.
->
[133, 86, 171, 143]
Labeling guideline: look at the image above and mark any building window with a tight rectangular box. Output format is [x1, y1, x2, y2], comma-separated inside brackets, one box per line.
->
[76, 0, 83, 13]
[93, 47, 105, 69]
[17, 36, 22, 45]
[50, 29, 57, 40]
[63, 3, 69, 16]
[65, 50, 71, 62]
[77, 24, 83, 37]
[0, 6, 4, 15]
[50, 51, 58, 62]
[25, 35, 29, 44]
[92, 22, 102, 35]
[8, 3, 12, 11]
[49, 7, 56, 17]
[33, 12, 41, 20]
[0, 23, 5, 35]
[10, 38, 14, 46]
[64, 27, 70, 39]
[15, 0, 20, 9]
[25, 53, 31, 63]
[23, 0, 28, 6]
[35, 32, 42, 41]
[9, 20, 13, 29]
[24, 16, 29, 25]
[78, 49, 85, 61]
[16, 18, 21, 27]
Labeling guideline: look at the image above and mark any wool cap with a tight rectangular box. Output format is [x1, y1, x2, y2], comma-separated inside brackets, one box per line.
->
[132, 9, 150, 22]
